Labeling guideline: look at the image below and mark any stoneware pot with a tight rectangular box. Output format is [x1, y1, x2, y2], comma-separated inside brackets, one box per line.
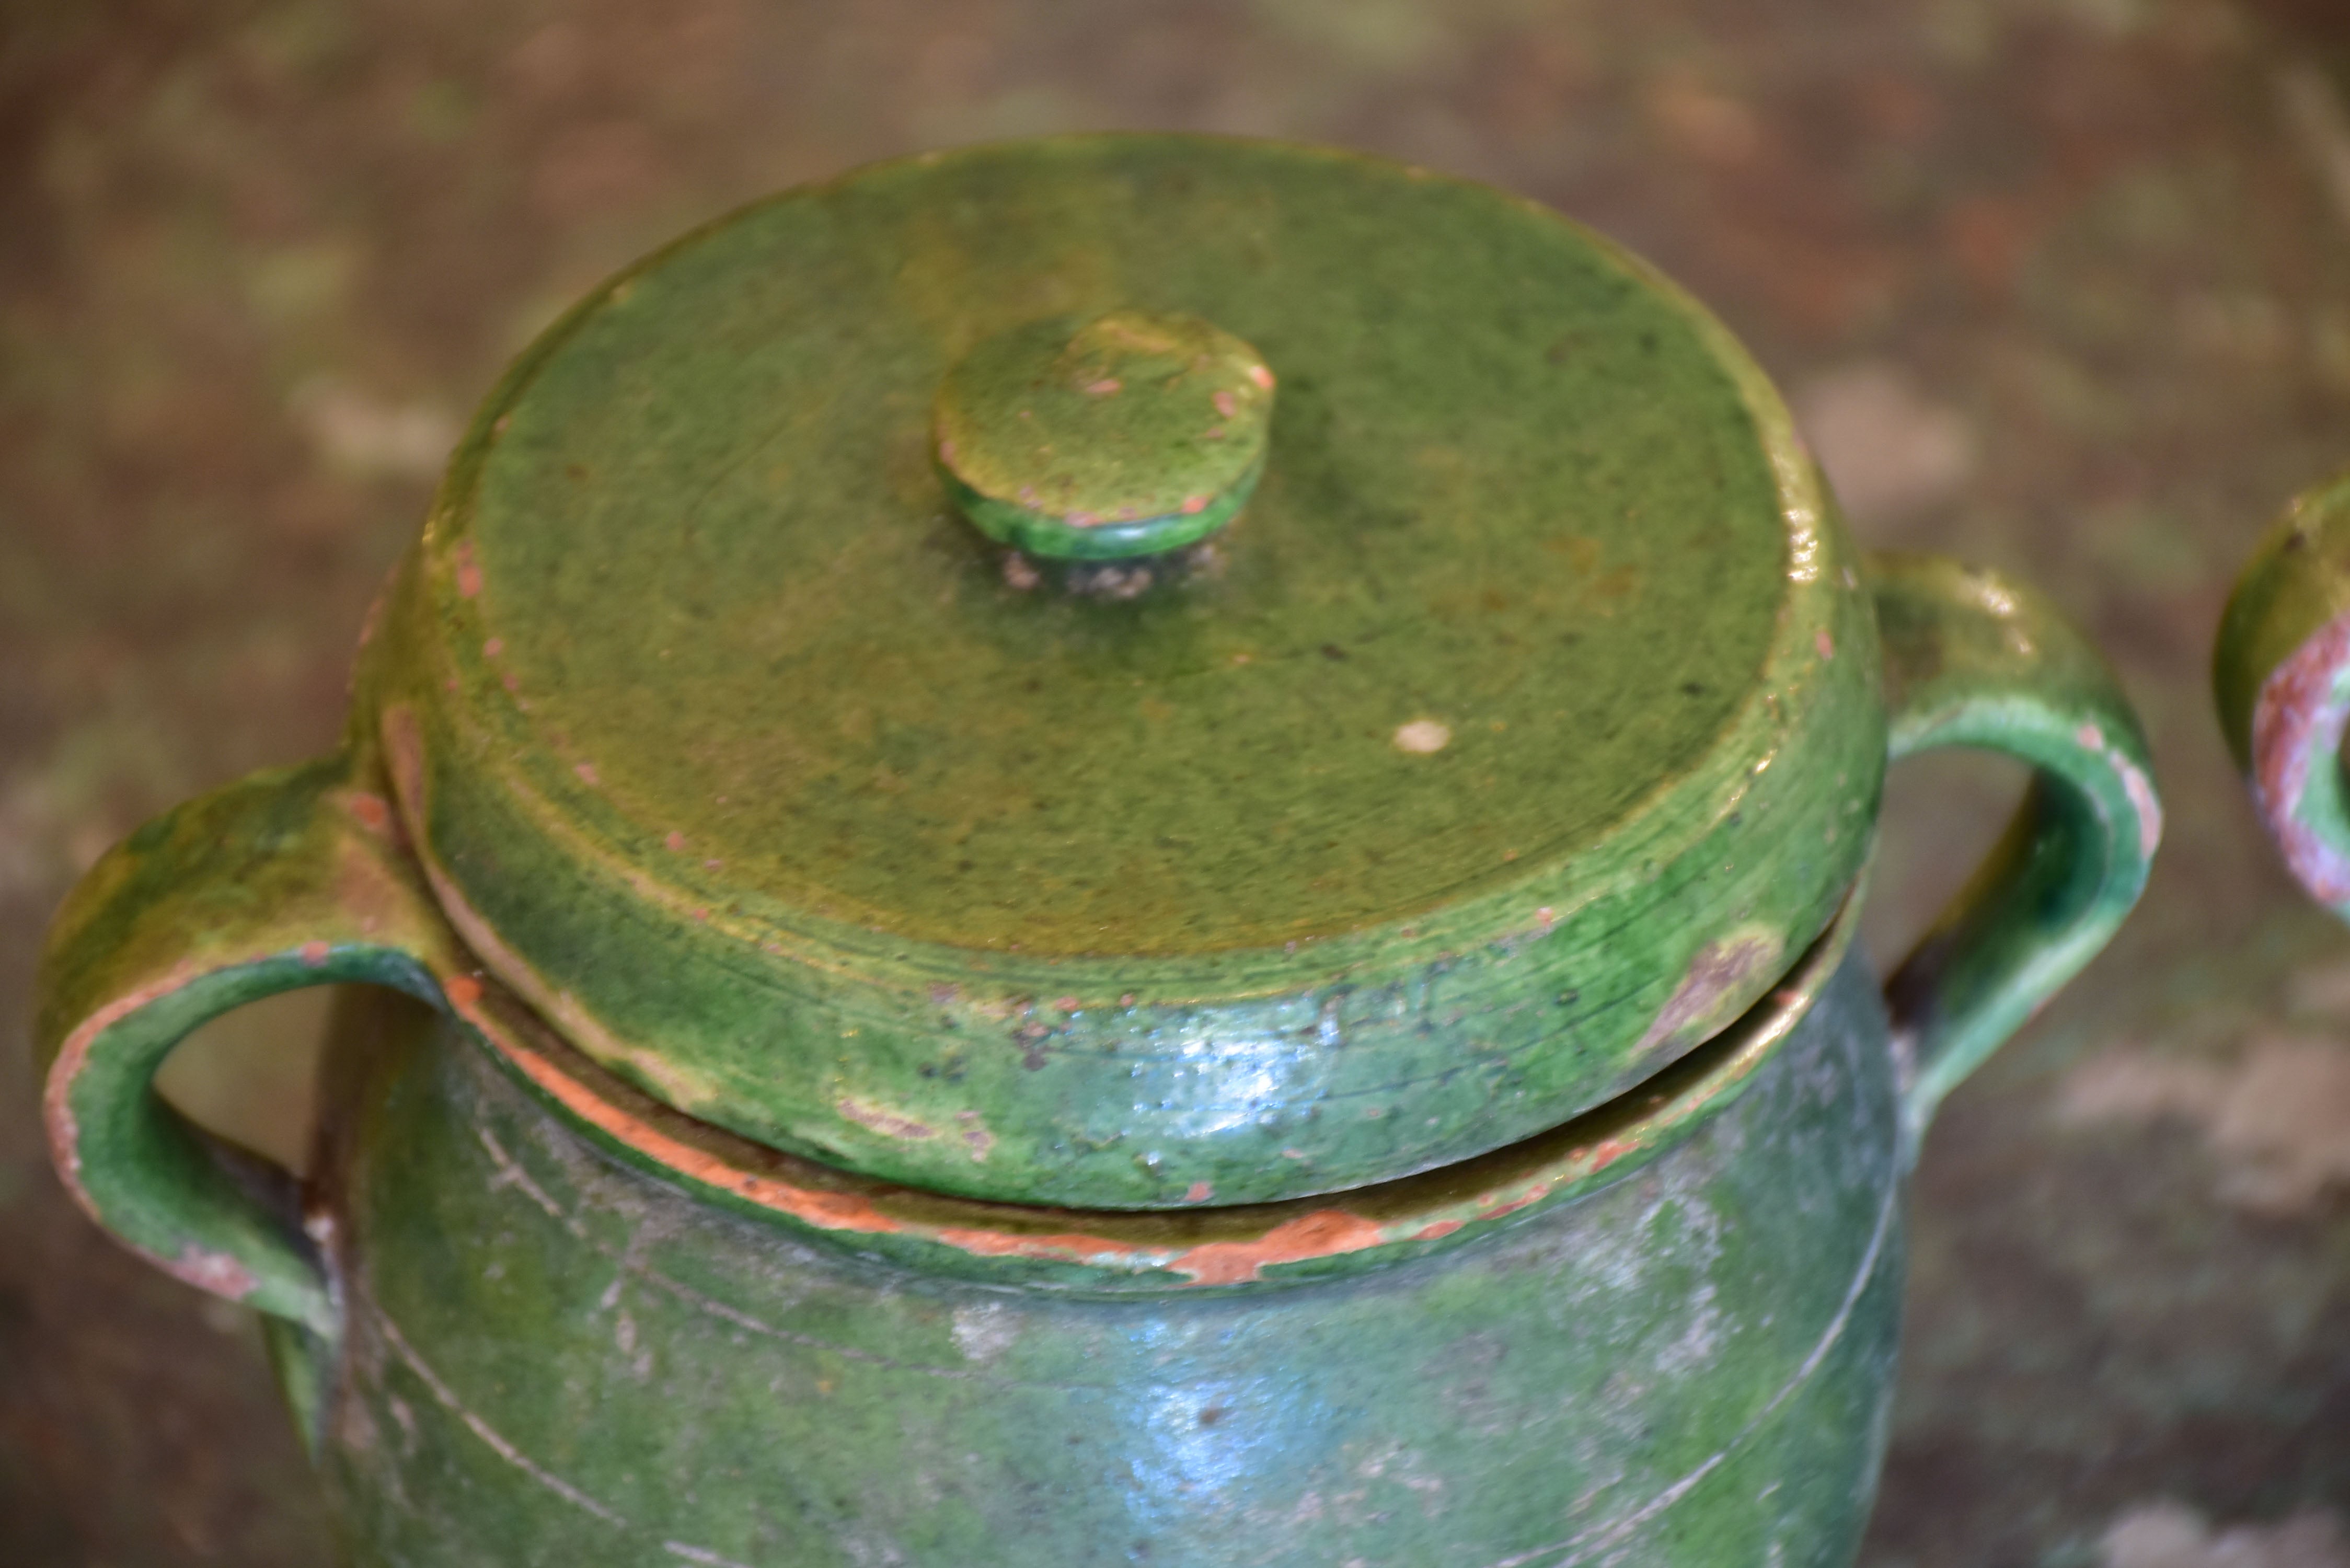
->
[36, 136, 2162, 1566]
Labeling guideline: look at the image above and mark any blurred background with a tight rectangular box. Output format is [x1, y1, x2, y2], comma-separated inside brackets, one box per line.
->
[9, 0, 2350, 1562]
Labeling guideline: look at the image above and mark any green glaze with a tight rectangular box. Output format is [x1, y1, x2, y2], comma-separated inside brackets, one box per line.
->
[30, 134, 2165, 1568]
[341, 879, 1862, 1298]
[935, 310, 1273, 560]
[28, 548, 2157, 1564]
[357, 134, 1886, 1206]
[30, 754, 462, 1335]
[1871, 553, 2162, 1136]
[314, 953, 1906, 1567]
[2215, 469, 2350, 913]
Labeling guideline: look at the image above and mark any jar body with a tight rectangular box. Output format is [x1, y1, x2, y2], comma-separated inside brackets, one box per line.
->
[298, 951, 1905, 1568]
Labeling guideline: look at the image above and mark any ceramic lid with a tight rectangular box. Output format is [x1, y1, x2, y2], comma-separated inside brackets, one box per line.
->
[359, 135, 1882, 1209]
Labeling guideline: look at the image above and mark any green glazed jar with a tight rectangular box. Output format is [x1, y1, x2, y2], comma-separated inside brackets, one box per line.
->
[35, 137, 2162, 1566]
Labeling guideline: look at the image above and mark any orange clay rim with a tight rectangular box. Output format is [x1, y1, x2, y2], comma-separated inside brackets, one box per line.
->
[442, 881, 1862, 1296]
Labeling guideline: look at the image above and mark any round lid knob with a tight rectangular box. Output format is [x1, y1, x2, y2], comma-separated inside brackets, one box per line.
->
[934, 310, 1275, 560]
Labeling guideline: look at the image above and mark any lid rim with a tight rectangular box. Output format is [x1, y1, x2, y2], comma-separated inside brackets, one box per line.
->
[443, 874, 1867, 1295]
[374, 663, 1879, 1208]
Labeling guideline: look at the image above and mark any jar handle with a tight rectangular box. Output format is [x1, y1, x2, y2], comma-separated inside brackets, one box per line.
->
[2215, 472, 2350, 920]
[32, 750, 462, 1335]
[1870, 552, 2161, 1146]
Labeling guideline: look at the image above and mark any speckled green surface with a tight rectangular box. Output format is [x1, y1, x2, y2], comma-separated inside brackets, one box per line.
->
[937, 307, 1274, 557]
[23, 509, 2153, 1559]
[352, 133, 1888, 1207]
[308, 958, 1906, 1566]
[8, 1, 2350, 1564]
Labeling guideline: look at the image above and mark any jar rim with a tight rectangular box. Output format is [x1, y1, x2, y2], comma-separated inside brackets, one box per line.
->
[444, 877, 1863, 1297]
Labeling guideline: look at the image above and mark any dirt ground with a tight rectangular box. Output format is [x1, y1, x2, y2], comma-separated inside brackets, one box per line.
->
[8, 0, 2350, 1562]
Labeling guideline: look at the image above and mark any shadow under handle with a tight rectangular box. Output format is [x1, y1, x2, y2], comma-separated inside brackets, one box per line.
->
[32, 751, 463, 1335]
[1870, 552, 2162, 1144]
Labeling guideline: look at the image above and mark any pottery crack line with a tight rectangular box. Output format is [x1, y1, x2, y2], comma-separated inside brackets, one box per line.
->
[374, 1307, 627, 1527]
[470, 1124, 1076, 1390]
[377, 1298, 769, 1565]
[1479, 1174, 1898, 1568]
[479, 1126, 581, 1230]
[664, 1543, 759, 1568]
[623, 1244, 1090, 1391]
